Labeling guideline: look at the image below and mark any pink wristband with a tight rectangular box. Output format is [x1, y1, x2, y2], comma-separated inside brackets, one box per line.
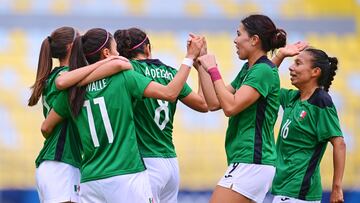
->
[208, 67, 222, 82]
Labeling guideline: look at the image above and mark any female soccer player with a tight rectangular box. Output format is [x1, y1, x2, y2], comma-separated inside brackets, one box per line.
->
[114, 28, 208, 203]
[197, 14, 287, 203]
[41, 28, 203, 203]
[271, 47, 346, 203]
[28, 26, 82, 203]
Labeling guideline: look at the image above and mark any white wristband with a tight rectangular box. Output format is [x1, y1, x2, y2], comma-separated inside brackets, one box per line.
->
[182, 58, 193, 68]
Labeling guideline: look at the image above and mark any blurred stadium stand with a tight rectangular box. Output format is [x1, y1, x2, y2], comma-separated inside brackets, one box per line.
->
[0, 0, 360, 202]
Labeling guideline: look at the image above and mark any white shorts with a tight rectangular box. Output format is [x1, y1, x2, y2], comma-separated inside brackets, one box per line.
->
[80, 170, 153, 203]
[36, 160, 80, 203]
[273, 195, 321, 203]
[217, 163, 275, 203]
[144, 157, 180, 203]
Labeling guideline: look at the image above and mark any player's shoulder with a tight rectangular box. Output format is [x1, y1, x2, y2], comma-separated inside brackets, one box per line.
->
[308, 88, 334, 108]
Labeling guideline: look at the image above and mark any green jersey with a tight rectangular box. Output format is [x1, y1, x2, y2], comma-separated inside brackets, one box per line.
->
[227, 56, 279, 166]
[53, 70, 152, 183]
[271, 88, 343, 201]
[35, 66, 82, 168]
[130, 59, 192, 158]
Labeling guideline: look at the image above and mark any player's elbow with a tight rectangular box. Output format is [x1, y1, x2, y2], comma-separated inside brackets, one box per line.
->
[41, 122, 52, 139]
[208, 101, 221, 112]
[55, 77, 68, 90]
[223, 107, 235, 117]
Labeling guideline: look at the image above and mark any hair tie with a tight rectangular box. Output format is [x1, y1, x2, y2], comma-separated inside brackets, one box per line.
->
[129, 36, 148, 51]
[47, 36, 52, 43]
[86, 31, 109, 56]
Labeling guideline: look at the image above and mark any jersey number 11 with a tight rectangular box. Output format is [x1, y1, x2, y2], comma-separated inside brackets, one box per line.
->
[83, 97, 114, 147]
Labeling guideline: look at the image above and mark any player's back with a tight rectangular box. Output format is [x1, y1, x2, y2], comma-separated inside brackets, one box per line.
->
[130, 59, 192, 158]
[54, 69, 152, 182]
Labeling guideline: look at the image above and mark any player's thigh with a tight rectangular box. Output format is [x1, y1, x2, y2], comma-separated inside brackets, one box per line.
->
[159, 158, 180, 202]
[210, 185, 252, 203]
[217, 163, 275, 203]
[103, 171, 153, 203]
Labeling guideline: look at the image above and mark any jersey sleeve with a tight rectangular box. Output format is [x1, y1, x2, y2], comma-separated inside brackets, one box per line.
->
[279, 88, 289, 108]
[123, 69, 152, 100]
[316, 105, 343, 142]
[52, 90, 71, 118]
[230, 70, 243, 90]
[242, 65, 274, 98]
[178, 83, 192, 99]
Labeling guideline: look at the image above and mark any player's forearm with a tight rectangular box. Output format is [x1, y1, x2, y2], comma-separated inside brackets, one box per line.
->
[56, 61, 102, 90]
[163, 63, 192, 101]
[79, 59, 132, 86]
[213, 79, 235, 116]
[271, 50, 286, 68]
[198, 66, 220, 111]
[332, 137, 346, 189]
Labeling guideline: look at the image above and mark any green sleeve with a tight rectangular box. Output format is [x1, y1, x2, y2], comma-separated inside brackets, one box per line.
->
[230, 71, 242, 90]
[316, 106, 343, 142]
[279, 88, 289, 108]
[242, 65, 274, 98]
[123, 69, 152, 100]
[52, 91, 71, 118]
[178, 83, 192, 99]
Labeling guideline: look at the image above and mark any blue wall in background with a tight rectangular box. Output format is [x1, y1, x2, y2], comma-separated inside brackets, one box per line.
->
[0, 190, 359, 203]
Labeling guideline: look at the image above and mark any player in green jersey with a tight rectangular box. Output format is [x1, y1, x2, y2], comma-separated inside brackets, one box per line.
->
[197, 14, 287, 203]
[28, 27, 82, 203]
[41, 28, 203, 203]
[113, 27, 208, 203]
[271, 46, 346, 203]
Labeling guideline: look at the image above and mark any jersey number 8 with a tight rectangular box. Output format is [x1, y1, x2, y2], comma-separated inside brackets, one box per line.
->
[154, 99, 170, 130]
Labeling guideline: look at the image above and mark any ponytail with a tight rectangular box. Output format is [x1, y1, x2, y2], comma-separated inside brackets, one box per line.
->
[241, 14, 287, 53]
[28, 38, 52, 106]
[305, 48, 338, 92]
[68, 36, 88, 116]
[67, 28, 112, 116]
[324, 57, 338, 92]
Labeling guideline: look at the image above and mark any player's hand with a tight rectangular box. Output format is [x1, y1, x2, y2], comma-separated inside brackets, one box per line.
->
[186, 34, 204, 60]
[277, 41, 308, 58]
[330, 186, 344, 203]
[197, 54, 217, 72]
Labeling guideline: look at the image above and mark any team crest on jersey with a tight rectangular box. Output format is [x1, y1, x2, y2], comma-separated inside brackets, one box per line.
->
[299, 110, 307, 120]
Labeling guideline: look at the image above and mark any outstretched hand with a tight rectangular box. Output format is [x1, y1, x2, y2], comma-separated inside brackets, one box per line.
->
[278, 41, 308, 58]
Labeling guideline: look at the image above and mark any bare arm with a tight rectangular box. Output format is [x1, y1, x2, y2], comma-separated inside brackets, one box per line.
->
[41, 109, 63, 139]
[212, 80, 260, 117]
[143, 63, 192, 102]
[143, 35, 203, 102]
[78, 59, 132, 86]
[329, 136, 346, 203]
[56, 56, 130, 89]
[196, 64, 221, 111]
[198, 54, 259, 117]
